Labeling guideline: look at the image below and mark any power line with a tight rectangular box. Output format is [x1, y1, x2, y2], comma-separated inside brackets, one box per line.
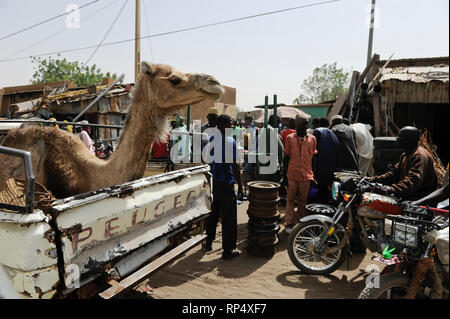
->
[66, 0, 128, 86]
[2, 0, 124, 59]
[0, 0, 340, 63]
[142, 0, 155, 62]
[0, 0, 100, 42]
[82, 0, 129, 67]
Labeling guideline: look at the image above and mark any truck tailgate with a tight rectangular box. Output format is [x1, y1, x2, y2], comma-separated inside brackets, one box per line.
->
[50, 165, 211, 291]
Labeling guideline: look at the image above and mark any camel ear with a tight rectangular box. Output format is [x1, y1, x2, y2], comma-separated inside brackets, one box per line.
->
[140, 61, 154, 77]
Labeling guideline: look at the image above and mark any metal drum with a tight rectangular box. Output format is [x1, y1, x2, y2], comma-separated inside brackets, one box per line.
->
[246, 181, 280, 257]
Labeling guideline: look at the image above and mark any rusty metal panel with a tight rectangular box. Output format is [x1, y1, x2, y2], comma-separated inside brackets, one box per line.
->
[0, 210, 59, 298]
[119, 94, 131, 113]
[108, 96, 120, 113]
[97, 97, 110, 113]
[52, 166, 211, 289]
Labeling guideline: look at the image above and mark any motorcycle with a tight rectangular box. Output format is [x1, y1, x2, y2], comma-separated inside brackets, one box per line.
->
[287, 173, 403, 275]
[95, 142, 113, 160]
[358, 203, 449, 299]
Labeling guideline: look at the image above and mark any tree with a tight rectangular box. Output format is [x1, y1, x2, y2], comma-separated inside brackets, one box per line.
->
[293, 62, 350, 104]
[30, 55, 118, 87]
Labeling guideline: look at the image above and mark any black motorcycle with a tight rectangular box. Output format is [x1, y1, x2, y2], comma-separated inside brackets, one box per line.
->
[358, 203, 449, 299]
[287, 174, 403, 275]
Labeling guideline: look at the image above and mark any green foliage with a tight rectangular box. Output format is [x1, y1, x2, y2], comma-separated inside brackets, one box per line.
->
[293, 62, 350, 104]
[30, 54, 118, 87]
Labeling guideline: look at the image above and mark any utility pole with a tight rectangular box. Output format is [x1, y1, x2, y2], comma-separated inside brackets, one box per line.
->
[135, 0, 141, 83]
[365, 0, 376, 83]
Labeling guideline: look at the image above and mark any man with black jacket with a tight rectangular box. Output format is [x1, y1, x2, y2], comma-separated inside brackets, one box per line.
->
[369, 126, 438, 201]
[330, 115, 359, 171]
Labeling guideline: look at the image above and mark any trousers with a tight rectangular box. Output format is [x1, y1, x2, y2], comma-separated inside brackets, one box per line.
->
[285, 180, 310, 227]
[205, 181, 237, 252]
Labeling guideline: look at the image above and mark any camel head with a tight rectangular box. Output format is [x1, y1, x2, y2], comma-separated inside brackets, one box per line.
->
[138, 61, 224, 112]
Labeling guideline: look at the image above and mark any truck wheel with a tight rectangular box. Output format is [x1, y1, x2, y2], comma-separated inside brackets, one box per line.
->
[287, 220, 348, 275]
[358, 272, 409, 299]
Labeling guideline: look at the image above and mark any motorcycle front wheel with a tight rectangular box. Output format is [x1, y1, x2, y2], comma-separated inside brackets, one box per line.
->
[287, 220, 348, 275]
[358, 272, 409, 299]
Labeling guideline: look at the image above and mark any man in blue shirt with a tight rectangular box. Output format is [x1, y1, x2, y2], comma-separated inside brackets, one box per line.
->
[203, 114, 242, 260]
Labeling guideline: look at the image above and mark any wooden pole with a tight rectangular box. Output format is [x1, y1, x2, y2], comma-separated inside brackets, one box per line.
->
[264, 95, 268, 129]
[186, 105, 191, 131]
[134, 0, 141, 83]
[273, 94, 278, 129]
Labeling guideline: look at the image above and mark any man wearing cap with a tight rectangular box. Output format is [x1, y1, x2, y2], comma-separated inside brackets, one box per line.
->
[369, 126, 438, 201]
[350, 122, 374, 176]
[284, 114, 317, 233]
[257, 114, 284, 182]
[170, 117, 190, 162]
[330, 115, 359, 171]
[37, 100, 52, 120]
[201, 107, 219, 132]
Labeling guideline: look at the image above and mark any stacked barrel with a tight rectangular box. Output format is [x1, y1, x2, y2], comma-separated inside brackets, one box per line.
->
[246, 181, 280, 257]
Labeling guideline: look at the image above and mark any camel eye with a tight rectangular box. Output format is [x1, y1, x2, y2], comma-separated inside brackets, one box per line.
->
[168, 76, 182, 86]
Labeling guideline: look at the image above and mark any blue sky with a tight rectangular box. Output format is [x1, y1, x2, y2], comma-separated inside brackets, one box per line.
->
[0, 0, 448, 110]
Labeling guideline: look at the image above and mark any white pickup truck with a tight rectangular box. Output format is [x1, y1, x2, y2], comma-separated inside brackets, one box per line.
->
[0, 144, 211, 299]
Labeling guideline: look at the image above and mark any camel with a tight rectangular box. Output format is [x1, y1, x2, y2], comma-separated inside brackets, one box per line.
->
[0, 62, 224, 199]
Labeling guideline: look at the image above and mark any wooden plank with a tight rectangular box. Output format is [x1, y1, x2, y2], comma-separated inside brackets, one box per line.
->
[371, 95, 381, 137]
[356, 53, 380, 88]
[0, 88, 5, 117]
[2, 81, 72, 94]
[47, 84, 108, 102]
[98, 234, 207, 299]
[368, 53, 394, 90]
[327, 93, 348, 119]
[380, 96, 388, 136]
[347, 71, 360, 119]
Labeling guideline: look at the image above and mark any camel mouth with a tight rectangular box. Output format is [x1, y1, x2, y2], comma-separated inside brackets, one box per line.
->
[200, 83, 225, 97]
[200, 88, 222, 100]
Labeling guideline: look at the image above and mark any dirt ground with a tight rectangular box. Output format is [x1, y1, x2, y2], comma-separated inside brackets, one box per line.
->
[142, 200, 377, 299]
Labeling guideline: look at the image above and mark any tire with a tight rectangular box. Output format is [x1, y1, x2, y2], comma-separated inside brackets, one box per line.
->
[287, 220, 348, 275]
[373, 137, 399, 149]
[374, 148, 404, 162]
[358, 272, 409, 299]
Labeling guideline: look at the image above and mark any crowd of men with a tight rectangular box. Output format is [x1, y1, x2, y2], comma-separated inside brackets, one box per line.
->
[47, 103, 442, 261]
[38, 98, 446, 261]
[192, 108, 445, 257]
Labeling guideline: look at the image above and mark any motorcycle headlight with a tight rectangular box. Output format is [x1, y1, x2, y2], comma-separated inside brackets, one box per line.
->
[392, 222, 419, 249]
[331, 182, 341, 200]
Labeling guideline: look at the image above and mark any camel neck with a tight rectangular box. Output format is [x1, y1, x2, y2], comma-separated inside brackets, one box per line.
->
[105, 78, 169, 183]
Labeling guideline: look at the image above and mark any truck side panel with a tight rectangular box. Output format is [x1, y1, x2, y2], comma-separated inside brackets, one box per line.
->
[52, 167, 211, 290]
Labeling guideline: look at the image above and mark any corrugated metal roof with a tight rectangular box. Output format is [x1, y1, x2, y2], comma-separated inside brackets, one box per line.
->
[380, 65, 449, 83]
[378, 56, 449, 68]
